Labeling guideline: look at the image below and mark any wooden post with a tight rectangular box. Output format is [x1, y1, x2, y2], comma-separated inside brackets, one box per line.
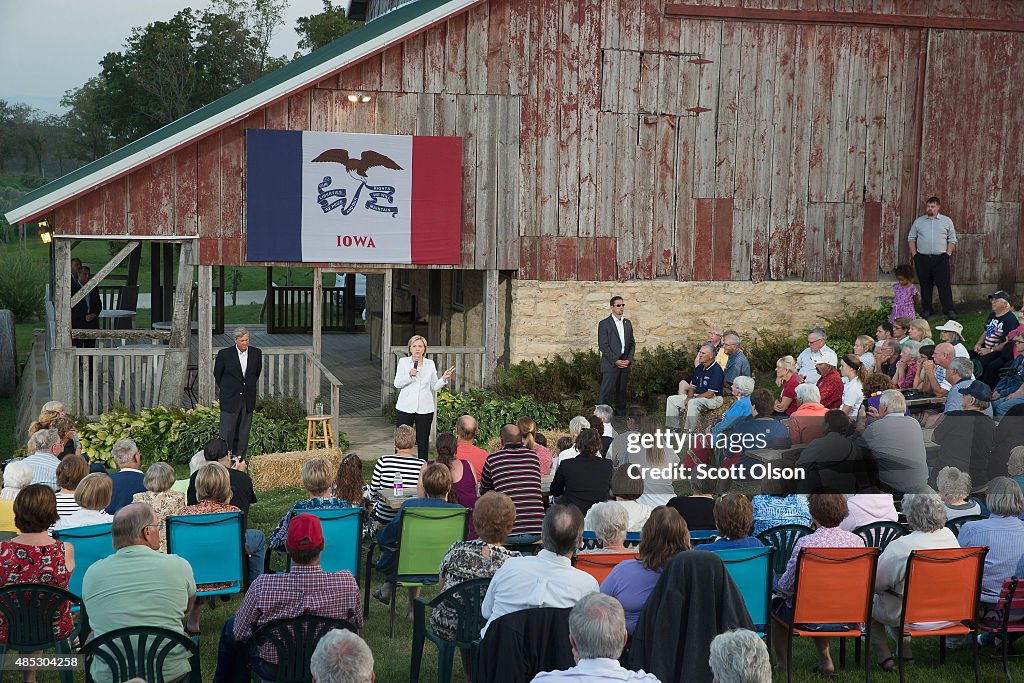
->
[198, 265, 213, 407]
[483, 269, 499, 387]
[308, 267, 323, 412]
[381, 269, 393, 408]
[157, 240, 195, 407]
[69, 241, 139, 308]
[52, 238, 77, 412]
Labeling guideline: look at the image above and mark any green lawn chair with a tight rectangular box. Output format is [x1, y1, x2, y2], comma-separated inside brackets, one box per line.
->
[755, 524, 813, 576]
[410, 577, 490, 683]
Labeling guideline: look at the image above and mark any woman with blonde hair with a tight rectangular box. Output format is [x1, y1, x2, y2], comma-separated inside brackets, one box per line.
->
[268, 457, 351, 552]
[773, 356, 800, 416]
[53, 473, 113, 530]
[27, 401, 64, 439]
[908, 318, 935, 346]
[516, 416, 552, 475]
[132, 462, 185, 552]
[854, 335, 876, 371]
[613, 416, 679, 507]
[50, 416, 81, 458]
[393, 335, 454, 460]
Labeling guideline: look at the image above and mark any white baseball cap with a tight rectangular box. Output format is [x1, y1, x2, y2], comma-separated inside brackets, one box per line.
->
[812, 348, 838, 367]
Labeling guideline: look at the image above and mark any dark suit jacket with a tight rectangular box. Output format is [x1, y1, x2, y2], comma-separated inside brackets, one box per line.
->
[107, 470, 146, 514]
[214, 345, 263, 413]
[598, 315, 635, 372]
[70, 278, 102, 329]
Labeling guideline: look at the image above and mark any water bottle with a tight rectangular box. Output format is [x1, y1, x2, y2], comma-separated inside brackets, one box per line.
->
[394, 472, 404, 497]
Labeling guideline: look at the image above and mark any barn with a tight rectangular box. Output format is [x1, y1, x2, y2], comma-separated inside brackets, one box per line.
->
[6, 0, 1024, 421]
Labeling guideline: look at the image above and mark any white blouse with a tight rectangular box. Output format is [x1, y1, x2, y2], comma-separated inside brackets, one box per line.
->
[393, 356, 448, 414]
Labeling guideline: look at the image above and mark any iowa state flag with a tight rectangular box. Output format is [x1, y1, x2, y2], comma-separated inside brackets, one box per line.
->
[246, 129, 462, 264]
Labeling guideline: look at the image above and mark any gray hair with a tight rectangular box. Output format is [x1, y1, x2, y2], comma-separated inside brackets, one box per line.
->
[884, 340, 902, 356]
[568, 593, 627, 660]
[189, 452, 209, 475]
[30, 428, 59, 452]
[808, 327, 827, 341]
[112, 502, 156, 550]
[724, 333, 741, 345]
[111, 439, 140, 467]
[794, 384, 820, 405]
[936, 466, 971, 502]
[593, 405, 614, 423]
[143, 462, 176, 493]
[700, 343, 716, 356]
[732, 376, 755, 397]
[41, 400, 65, 413]
[3, 461, 32, 489]
[878, 389, 906, 415]
[569, 416, 591, 440]
[709, 629, 772, 683]
[309, 628, 374, 683]
[233, 326, 250, 339]
[776, 355, 797, 372]
[902, 339, 922, 359]
[950, 357, 974, 381]
[986, 477, 1024, 517]
[902, 489, 947, 533]
[1008, 446, 1024, 476]
[588, 501, 629, 547]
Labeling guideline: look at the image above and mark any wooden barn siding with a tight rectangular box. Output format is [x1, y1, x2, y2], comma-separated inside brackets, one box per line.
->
[52, 0, 1024, 284]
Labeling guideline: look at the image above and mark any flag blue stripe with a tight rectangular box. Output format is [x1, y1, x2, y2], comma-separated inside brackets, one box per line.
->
[246, 129, 303, 262]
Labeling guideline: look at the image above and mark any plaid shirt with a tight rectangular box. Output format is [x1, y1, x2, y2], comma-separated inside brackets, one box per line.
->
[233, 564, 363, 663]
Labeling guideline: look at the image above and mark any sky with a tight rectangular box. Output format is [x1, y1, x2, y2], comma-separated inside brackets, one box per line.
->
[0, 0, 328, 115]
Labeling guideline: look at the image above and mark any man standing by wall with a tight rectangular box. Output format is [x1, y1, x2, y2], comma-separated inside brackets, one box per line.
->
[214, 326, 263, 458]
[908, 196, 957, 319]
[598, 296, 635, 416]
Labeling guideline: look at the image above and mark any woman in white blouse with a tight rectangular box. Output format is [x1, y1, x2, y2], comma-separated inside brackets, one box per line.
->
[393, 335, 454, 460]
[838, 354, 867, 418]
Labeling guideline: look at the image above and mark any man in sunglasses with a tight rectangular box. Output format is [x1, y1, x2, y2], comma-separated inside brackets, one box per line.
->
[598, 296, 635, 416]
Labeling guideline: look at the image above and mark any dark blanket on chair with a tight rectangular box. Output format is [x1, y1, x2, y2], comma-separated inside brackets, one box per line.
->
[474, 607, 574, 683]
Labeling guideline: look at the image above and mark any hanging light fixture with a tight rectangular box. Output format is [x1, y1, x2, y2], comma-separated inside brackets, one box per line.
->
[347, 92, 372, 104]
[37, 220, 52, 244]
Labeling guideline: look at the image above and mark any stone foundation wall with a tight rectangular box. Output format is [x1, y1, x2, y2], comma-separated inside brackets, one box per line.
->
[506, 279, 1001, 363]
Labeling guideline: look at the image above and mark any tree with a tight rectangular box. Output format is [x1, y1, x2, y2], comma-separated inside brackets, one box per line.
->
[213, 0, 291, 74]
[295, 0, 361, 53]
[60, 77, 118, 161]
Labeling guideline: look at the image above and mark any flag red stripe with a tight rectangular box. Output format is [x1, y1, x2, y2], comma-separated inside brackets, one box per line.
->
[411, 136, 462, 265]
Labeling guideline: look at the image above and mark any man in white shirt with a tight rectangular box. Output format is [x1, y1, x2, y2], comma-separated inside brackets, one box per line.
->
[22, 428, 61, 490]
[482, 504, 598, 637]
[598, 297, 635, 416]
[907, 196, 957, 318]
[795, 327, 835, 385]
[530, 593, 660, 682]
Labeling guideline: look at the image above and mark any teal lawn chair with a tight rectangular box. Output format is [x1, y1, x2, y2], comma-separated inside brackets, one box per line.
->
[166, 511, 244, 596]
[79, 625, 201, 683]
[386, 508, 469, 637]
[287, 507, 363, 578]
[53, 522, 114, 598]
[714, 546, 774, 635]
[411, 577, 490, 683]
[755, 524, 813, 576]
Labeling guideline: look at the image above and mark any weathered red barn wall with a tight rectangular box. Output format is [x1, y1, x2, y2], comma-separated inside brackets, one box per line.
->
[52, 0, 1024, 285]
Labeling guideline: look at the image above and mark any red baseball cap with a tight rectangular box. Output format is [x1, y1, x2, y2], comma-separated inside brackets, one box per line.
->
[286, 514, 324, 551]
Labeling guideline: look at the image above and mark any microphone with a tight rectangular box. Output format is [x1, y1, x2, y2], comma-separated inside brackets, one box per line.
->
[413, 358, 419, 370]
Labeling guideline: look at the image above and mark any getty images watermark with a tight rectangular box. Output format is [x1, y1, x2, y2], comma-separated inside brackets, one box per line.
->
[622, 429, 806, 482]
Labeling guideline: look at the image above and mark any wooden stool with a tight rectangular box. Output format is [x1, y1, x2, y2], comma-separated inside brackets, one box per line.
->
[305, 415, 335, 450]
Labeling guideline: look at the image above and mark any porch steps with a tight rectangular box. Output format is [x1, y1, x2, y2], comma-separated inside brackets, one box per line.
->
[338, 414, 397, 459]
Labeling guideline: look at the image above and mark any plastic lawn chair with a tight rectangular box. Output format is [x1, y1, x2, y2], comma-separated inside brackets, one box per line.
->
[79, 625, 201, 683]
[0, 584, 87, 683]
[166, 511, 245, 596]
[247, 615, 358, 683]
[286, 507, 363, 578]
[573, 551, 638, 584]
[771, 547, 880, 683]
[977, 577, 1024, 683]
[715, 546, 774, 636]
[52, 522, 114, 599]
[755, 524, 813, 576]
[945, 514, 988, 538]
[410, 577, 490, 683]
[854, 521, 909, 552]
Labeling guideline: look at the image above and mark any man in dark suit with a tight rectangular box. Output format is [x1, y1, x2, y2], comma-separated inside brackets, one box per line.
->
[598, 296, 635, 416]
[71, 265, 102, 349]
[214, 326, 263, 458]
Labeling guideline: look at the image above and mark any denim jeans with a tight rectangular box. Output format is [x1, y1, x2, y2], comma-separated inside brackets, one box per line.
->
[213, 616, 278, 683]
[245, 529, 266, 583]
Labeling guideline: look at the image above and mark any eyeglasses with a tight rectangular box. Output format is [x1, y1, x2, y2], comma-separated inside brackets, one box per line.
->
[144, 523, 161, 532]
[612, 304, 625, 308]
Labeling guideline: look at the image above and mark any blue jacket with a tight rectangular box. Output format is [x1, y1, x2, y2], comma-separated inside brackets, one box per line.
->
[107, 470, 146, 514]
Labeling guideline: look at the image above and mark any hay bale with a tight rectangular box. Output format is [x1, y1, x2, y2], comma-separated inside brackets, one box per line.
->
[249, 448, 344, 491]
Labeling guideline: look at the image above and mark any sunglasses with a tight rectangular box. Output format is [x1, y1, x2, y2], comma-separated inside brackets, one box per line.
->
[612, 304, 625, 308]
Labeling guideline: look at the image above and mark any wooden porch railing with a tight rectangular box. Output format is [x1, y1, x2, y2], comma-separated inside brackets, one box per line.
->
[266, 285, 361, 333]
[383, 346, 486, 406]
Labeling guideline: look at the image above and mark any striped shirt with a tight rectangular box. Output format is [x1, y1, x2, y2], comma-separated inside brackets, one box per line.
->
[55, 492, 79, 519]
[957, 516, 1024, 603]
[370, 455, 425, 524]
[22, 452, 60, 491]
[480, 445, 544, 537]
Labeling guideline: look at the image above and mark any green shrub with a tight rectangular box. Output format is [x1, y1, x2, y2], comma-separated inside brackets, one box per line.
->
[0, 247, 46, 321]
[436, 390, 562, 447]
[746, 329, 802, 374]
[255, 393, 307, 422]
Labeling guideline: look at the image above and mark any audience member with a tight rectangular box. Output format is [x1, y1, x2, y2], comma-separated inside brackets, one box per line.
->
[518, 416, 553, 476]
[593, 405, 616, 453]
[838, 494, 899, 532]
[215, 514, 362, 683]
[796, 411, 862, 494]
[550, 429, 613, 516]
[773, 356, 800, 415]
[893, 317, 911, 346]
[26, 401, 64, 443]
[586, 465, 651, 533]
[332, 453, 365, 507]
[958, 478, 1024, 609]
[722, 333, 751, 391]
[310, 629, 374, 683]
[269, 458, 351, 552]
[530, 593, 660, 682]
[870, 490, 958, 672]
[433, 493, 520, 641]
[82, 503, 195, 683]
[815, 351, 843, 410]
[368, 426, 426, 526]
[973, 290, 1020, 388]
[876, 322, 894, 343]
[752, 470, 811, 535]
[935, 320, 970, 357]
[481, 504, 597, 636]
[993, 406, 1024, 488]
[908, 318, 935, 346]
[894, 340, 921, 390]
[668, 476, 716, 531]
[0, 461, 31, 501]
[606, 408, 644, 464]
[704, 492, 761, 551]
[942, 358, 992, 415]
[131, 462, 184, 553]
[991, 342, 1024, 417]
[601, 507, 690, 635]
[106, 439, 147, 514]
[788, 384, 827, 444]
[1009, 446, 1024, 493]
[773, 494, 864, 675]
[554, 416, 591, 472]
[711, 376, 755, 436]
[932, 380, 996, 483]
[480, 424, 545, 542]
[430, 432, 477, 536]
[935, 467, 982, 520]
[889, 264, 920, 322]
[373, 464, 463, 615]
[839, 354, 868, 417]
[666, 344, 724, 430]
[709, 629, 772, 683]
[854, 335, 876, 372]
[53, 472, 113, 530]
[731, 390, 791, 466]
[456, 415, 489, 481]
[613, 416, 679, 508]
[861, 372, 899, 426]
[796, 328, 836, 385]
[579, 502, 634, 554]
[857, 390, 929, 493]
[54, 454, 88, 520]
[874, 339, 901, 379]
[22, 429, 60, 490]
[186, 437, 264, 583]
[51, 415, 81, 458]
